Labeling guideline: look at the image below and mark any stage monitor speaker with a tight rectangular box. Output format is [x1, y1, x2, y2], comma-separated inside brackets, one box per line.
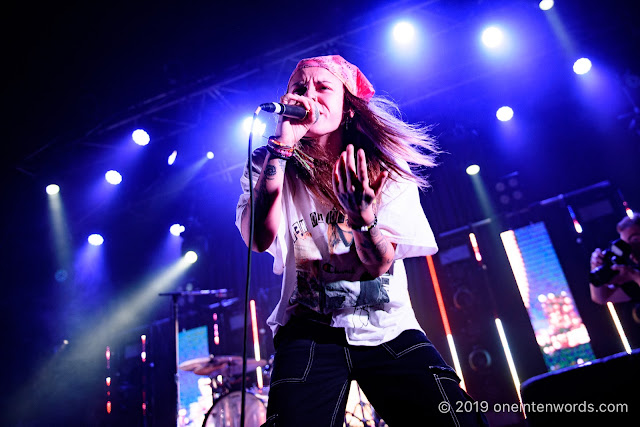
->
[520, 349, 639, 425]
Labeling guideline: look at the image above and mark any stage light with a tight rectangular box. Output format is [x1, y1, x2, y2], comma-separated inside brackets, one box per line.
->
[466, 164, 480, 176]
[168, 150, 178, 165]
[469, 233, 482, 262]
[105, 170, 123, 185]
[88, 234, 104, 246]
[539, 0, 554, 10]
[392, 21, 416, 44]
[496, 106, 514, 121]
[426, 255, 466, 390]
[566, 204, 583, 234]
[495, 318, 524, 408]
[573, 57, 592, 75]
[243, 117, 266, 137]
[481, 26, 504, 48]
[170, 224, 185, 236]
[184, 250, 198, 264]
[206, 151, 214, 159]
[46, 184, 60, 195]
[607, 302, 632, 354]
[132, 129, 150, 146]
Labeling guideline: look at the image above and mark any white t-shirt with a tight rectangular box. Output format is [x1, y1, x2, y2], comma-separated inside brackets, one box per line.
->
[236, 147, 438, 346]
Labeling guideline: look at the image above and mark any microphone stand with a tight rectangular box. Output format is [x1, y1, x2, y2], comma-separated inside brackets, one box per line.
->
[158, 289, 228, 427]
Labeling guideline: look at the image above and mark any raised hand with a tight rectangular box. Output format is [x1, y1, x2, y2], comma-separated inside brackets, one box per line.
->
[332, 144, 388, 228]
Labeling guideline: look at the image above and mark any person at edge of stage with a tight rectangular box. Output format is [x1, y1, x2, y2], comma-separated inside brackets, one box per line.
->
[590, 212, 640, 304]
[236, 54, 489, 426]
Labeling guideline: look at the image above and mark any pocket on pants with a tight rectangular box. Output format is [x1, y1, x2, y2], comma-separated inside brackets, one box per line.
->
[269, 339, 316, 388]
[380, 329, 436, 358]
[381, 330, 457, 374]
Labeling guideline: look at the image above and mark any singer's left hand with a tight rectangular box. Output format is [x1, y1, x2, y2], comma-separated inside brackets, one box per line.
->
[332, 144, 388, 227]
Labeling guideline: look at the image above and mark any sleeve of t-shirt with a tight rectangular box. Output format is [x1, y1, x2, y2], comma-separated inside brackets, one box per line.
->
[235, 146, 287, 275]
[377, 175, 438, 260]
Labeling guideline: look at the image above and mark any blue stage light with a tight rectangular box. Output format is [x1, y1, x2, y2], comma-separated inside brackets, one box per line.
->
[170, 224, 185, 236]
[46, 184, 60, 195]
[573, 58, 592, 75]
[482, 26, 504, 48]
[168, 150, 178, 165]
[132, 129, 150, 146]
[392, 21, 416, 45]
[105, 170, 123, 185]
[539, 0, 554, 11]
[496, 106, 514, 122]
[88, 234, 104, 246]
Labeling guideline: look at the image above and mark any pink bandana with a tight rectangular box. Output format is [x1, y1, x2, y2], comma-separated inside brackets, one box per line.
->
[288, 55, 375, 102]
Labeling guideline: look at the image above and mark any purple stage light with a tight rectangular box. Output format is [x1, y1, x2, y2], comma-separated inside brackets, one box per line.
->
[88, 234, 104, 246]
[132, 129, 150, 146]
[105, 170, 123, 185]
[573, 58, 592, 75]
[496, 106, 514, 122]
[168, 150, 178, 165]
[392, 21, 416, 44]
[482, 26, 504, 48]
[170, 224, 185, 236]
[46, 184, 60, 195]
[539, 0, 554, 11]
[243, 117, 266, 137]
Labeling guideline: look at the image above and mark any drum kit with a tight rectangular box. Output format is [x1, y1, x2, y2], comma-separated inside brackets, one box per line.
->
[179, 354, 270, 427]
[179, 356, 385, 427]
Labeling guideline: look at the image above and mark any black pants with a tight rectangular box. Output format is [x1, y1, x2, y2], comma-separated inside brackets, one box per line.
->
[263, 316, 489, 426]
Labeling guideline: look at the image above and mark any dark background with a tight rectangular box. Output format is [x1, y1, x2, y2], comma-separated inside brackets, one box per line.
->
[2, 1, 639, 425]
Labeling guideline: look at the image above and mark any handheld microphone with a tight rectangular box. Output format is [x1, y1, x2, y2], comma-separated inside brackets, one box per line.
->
[260, 102, 319, 123]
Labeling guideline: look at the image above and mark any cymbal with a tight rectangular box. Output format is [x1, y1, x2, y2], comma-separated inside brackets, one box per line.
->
[192, 355, 267, 376]
[179, 356, 213, 371]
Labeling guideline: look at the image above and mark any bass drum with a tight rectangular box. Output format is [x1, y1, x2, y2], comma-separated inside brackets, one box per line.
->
[203, 390, 267, 427]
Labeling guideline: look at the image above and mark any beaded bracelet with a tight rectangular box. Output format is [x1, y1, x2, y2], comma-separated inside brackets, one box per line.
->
[267, 144, 293, 160]
[268, 136, 293, 149]
[347, 214, 378, 232]
[267, 136, 293, 160]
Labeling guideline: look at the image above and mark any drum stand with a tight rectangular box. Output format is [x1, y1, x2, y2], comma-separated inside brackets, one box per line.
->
[201, 375, 229, 427]
[158, 289, 228, 427]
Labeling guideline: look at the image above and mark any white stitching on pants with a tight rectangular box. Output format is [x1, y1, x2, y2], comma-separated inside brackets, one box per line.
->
[381, 341, 433, 358]
[433, 373, 461, 427]
[344, 347, 353, 373]
[270, 341, 316, 387]
[330, 380, 350, 426]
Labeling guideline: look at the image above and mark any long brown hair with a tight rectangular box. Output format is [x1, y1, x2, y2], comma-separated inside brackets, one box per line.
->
[287, 90, 440, 209]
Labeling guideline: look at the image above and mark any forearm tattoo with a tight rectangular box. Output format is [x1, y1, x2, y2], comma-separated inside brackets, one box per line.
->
[264, 164, 277, 180]
[253, 157, 286, 216]
[356, 225, 394, 269]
